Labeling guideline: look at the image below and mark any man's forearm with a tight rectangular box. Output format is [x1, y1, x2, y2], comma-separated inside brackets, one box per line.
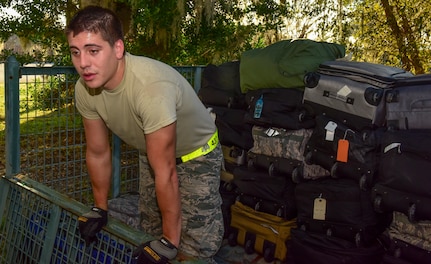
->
[87, 153, 112, 210]
[156, 177, 182, 247]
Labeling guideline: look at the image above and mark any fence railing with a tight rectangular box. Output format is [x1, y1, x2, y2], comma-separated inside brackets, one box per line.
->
[1, 55, 205, 264]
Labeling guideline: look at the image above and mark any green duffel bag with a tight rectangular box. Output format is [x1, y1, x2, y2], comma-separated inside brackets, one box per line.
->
[239, 39, 345, 93]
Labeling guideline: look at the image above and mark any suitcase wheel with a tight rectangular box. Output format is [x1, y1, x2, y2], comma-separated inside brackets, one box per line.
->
[373, 195, 383, 213]
[227, 228, 238, 246]
[244, 233, 256, 254]
[298, 110, 306, 122]
[268, 163, 275, 176]
[291, 167, 302, 183]
[355, 233, 362, 247]
[326, 228, 333, 236]
[330, 162, 339, 178]
[359, 175, 368, 191]
[408, 203, 416, 222]
[247, 158, 254, 169]
[304, 72, 320, 88]
[364, 87, 384, 106]
[300, 224, 307, 231]
[254, 201, 261, 211]
[276, 208, 283, 217]
[304, 151, 314, 165]
[263, 241, 276, 263]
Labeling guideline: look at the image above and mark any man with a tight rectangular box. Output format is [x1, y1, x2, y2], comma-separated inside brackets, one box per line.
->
[66, 5, 224, 263]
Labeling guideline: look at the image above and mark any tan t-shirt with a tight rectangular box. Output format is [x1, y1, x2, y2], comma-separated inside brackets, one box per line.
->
[75, 53, 216, 156]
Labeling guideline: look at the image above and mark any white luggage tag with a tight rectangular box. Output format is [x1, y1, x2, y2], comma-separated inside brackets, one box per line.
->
[324, 121, 337, 141]
[313, 193, 326, 220]
[264, 128, 280, 137]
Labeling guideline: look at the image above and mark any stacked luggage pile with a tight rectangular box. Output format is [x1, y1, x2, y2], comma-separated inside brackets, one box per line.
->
[199, 39, 431, 264]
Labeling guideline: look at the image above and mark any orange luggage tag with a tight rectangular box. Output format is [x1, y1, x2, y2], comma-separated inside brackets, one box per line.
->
[337, 129, 354, 163]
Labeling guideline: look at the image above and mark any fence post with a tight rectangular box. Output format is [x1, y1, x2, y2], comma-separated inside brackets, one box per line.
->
[193, 67, 202, 93]
[111, 134, 122, 198]
[5, 56, 21, 178]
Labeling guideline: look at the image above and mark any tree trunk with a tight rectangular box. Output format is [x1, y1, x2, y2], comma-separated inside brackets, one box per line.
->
[380, 0, 424, 73]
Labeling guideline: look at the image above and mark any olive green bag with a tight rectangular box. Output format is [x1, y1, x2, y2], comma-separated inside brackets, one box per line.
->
[240, 39, 346, 93]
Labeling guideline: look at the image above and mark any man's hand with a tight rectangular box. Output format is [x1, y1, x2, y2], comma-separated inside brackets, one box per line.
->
[78, 207, 108, 245]
[132, 237, 178, 264]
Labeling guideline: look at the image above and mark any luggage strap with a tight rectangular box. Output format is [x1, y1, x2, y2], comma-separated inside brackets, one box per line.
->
[176, 130, 218, 165]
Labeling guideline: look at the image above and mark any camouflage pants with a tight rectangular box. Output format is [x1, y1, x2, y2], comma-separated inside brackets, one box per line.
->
[138, 143, 224, 262]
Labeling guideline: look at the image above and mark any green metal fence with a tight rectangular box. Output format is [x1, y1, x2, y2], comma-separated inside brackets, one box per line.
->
[0, 56, 205, 264]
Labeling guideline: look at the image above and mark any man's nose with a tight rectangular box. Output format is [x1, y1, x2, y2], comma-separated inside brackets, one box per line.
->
[79, 54, 90, 69]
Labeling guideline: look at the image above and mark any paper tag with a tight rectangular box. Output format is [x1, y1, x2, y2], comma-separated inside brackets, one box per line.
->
[337, 85, 352, 97]
[265, 128, 280, 137]
[337, 139, 349, 162]
[324, 121, 337, 141]
[313, 198, 326, 220]
[325, 130, 334, 141]
[324, 121, 337, 132]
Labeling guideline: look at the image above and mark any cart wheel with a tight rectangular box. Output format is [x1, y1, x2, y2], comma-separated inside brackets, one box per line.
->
[292, 168, 301, 183]
[263, 246, 275, 263]
[244, 238, 255, 254]
[408, 204, 417, 222]
[268, 163, 275, 176]
[330, 162, 338, 178]
[373, 195, 383, 213]
[359, 175, 368, 191]
[227, 229, 237, 246]
[305, 151, 313, 165]
[355, 233, 362, 247]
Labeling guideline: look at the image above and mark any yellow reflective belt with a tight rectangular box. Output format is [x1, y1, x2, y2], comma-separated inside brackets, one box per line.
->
[178, 130, 219, 164]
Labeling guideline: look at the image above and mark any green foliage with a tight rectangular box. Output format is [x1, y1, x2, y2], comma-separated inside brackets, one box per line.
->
[0, 0, 71, 65]
[1, 0, 430, 72]
[21, 76, 74, 111]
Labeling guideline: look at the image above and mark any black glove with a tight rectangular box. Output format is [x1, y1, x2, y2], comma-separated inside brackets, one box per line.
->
[132, 237, 178, 264]
[78, 206, 108, 245]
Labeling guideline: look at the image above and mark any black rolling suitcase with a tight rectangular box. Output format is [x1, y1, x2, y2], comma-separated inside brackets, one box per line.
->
[386, 74, 431, 130]
[304, 114, 383, 189]
[289, 228, 384, 264]
[232, 166, 297, 220]
[303, 60, 413, 130]
[198, 61, 246, 109]
[372, 129, 431, 222]
[294, 177, 390, 247]
[210, 106, 254, 150]
[372, 184, 431, 222]
[244, 88, 315, 129]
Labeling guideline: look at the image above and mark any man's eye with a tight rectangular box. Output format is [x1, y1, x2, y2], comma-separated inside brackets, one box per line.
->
[71, 50, 79, 56]
[90, 49, 99, 54]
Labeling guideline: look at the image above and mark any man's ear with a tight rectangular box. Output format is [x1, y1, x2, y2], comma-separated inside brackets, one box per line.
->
[115, 39, 125, 58]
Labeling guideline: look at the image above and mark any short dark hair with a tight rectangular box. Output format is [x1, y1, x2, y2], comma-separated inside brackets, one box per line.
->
[65, 5, 124, 46]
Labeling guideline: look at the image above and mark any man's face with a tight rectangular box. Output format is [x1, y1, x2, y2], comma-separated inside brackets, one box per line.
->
[67, 31, 124, 90]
